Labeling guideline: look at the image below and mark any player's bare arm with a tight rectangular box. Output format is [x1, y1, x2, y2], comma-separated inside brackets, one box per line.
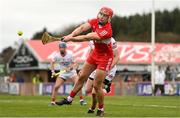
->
[50, 61, 56, 77]
[66, 62, 78, 72]
[72, 62, 79, 70]
[63, 32, 101, 42]
[65, 22, 91, 38]
[110, 48, 119, 69]
[50, 61, 55, 72]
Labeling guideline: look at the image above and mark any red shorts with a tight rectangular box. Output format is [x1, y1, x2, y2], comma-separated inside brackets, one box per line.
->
[87, 52, 113, 71]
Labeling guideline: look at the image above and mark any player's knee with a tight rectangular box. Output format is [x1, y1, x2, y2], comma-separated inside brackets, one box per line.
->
[54, 86, 59, 91]
[103, 79, 111, 86]
[92, 90, 96, 95]
[86, 88, 92, 94]
[78, 73, 88, 82]
[93, 85, 101, 92]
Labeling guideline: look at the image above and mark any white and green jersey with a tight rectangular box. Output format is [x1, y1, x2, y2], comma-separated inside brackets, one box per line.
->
[51, 50, 77, 79]
[52, 50, 75, 70]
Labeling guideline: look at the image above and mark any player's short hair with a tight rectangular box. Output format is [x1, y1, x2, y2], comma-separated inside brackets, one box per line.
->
[59, 42, 67, 48]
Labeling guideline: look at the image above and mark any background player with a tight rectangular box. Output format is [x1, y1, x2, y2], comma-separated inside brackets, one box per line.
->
[50, 42, 86, 106]
[86, 37, 119, 113]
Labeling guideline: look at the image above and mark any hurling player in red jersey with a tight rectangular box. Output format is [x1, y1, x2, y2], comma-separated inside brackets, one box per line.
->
[56, 6, 113, 117]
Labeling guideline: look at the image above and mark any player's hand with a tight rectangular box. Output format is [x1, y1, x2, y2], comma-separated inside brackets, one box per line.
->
[63, 35, 73, 42]
[65, 67, 73, 72]
[51, 71, 56, 78]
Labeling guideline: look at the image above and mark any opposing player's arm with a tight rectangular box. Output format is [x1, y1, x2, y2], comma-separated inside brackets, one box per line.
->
[50, 60, 57, 78]
[111, 48, 119, 69]
[65, 54, 78, 71]
[87, 41, 94, 56]
[64, 62, 77, 71]
[50, 60, 55, 72]
[88, 47, 93, 54]
[72, 62, 79, 70]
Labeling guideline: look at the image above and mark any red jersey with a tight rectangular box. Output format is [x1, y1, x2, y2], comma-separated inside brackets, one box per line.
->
[88, 18, 113, 57]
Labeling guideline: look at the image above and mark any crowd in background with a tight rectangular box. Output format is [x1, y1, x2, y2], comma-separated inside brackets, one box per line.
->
[4, 65, 180, 84]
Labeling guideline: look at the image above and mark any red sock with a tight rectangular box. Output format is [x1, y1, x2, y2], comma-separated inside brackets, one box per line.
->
[79, 96, 83, 100]
[86, 90, 92, 95]
[70, 91, 76, 98]
[98, 104, 104, 109]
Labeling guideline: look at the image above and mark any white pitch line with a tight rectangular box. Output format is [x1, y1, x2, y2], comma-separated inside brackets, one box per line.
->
[132, 104, 178, 108]
[110, 103, 179, 109]
[0, 100, 47, 103]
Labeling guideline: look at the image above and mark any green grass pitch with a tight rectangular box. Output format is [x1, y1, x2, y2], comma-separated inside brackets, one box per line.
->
[0, 94, 179, 117]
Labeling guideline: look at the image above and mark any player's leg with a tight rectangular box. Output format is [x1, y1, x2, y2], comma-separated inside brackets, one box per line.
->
[88, 87, 97, 113]
[86, 72, 97, 112]
[72, 62, 96, 93]
[103, 67, 117, 93]
[86, 78, 94, 94]
[86, 71, 95, 94]
[56, 62, 96, 105]
[93, 69, 107, 116]
[86, 71, 102, 113]
[154, 84, 158, 96]
[72, 75, 87, 105]
[160, 84, 165, 95]
[171, 79, 177, 95]
[50, 77, 65, 105]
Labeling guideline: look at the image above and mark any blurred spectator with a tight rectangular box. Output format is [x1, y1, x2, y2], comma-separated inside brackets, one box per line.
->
[4, 76, 10, 83]
[154, 66, 166, 96]
[32, 73, 42, 84]
[32, 73, 43, 96]
[9, 73, 16, 82]
[16, 76, 24, 83]
[142, 69, 151, 81]
[169, 66, 178, 95]
[165, 65, 171, 80]
[170, 66, 178, 82]
[122, 68, 130, 82]
[122, 68, 132, 89]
